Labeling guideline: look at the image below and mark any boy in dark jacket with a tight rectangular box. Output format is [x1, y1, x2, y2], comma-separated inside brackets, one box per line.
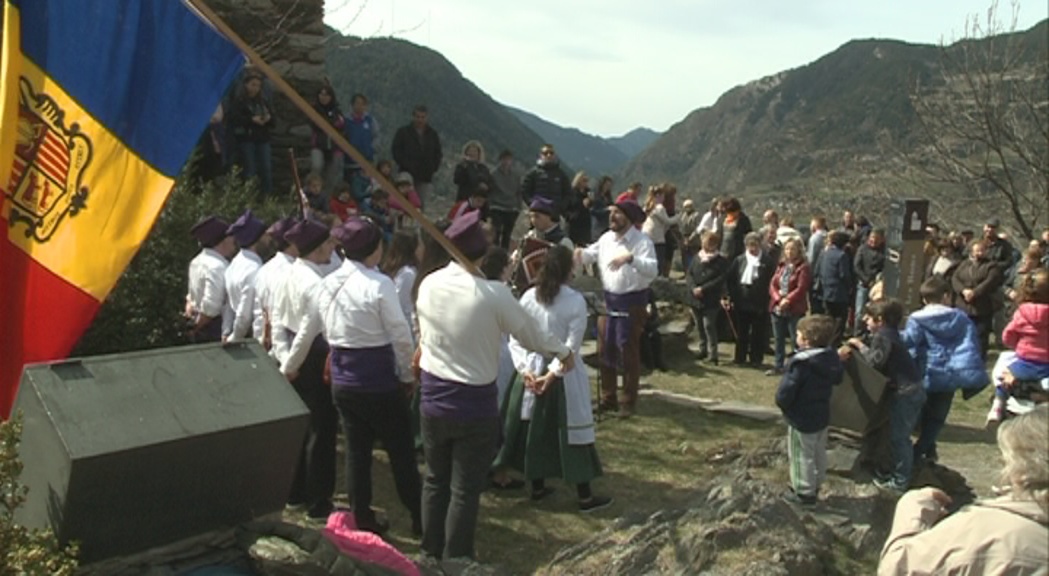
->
[687, 232, 729, 364]
[842, 299, 925, 493]
[775, 315, 844, 506]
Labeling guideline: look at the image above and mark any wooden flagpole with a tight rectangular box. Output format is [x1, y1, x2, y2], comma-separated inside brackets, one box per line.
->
[186, 0, 480, 275]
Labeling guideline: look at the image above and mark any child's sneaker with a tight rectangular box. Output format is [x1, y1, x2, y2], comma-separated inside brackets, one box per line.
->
[873, 476, 907, 495]
[985, 397, 1004, 428]
[781, 488, 817, 507]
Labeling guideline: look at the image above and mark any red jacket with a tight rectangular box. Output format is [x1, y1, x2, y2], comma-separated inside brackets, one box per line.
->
[447, 200, 479, 221]
[769, 260, 811, 317]
[1002, 302, 1049, 363]
[330, 197, 358, 222]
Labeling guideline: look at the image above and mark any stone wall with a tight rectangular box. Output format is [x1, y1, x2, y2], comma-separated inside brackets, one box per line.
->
[207, 0, 327, 192]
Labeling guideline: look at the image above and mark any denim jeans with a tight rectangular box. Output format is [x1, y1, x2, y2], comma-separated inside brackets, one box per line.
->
[692, 307, 720, 361]
[310, 149, 344, 196]
[238, 140, 273, 197]
[771, 313, 800, 369]
[914, 390, 954, 460]
[854, 285, 871, 335]
[420, 415, 500, 560]
[889, 387, 926, 487]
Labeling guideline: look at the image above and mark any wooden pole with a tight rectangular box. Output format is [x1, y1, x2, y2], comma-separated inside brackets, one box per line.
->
[186, 0, 480, 275]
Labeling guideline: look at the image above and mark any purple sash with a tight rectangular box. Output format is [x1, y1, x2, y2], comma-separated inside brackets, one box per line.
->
[330, 344, 397, 393]
[602, 289, 649, 367]
[420, 370, 498, 421]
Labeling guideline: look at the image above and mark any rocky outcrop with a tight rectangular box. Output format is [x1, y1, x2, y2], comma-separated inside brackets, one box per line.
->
[543, 436, 976, 575]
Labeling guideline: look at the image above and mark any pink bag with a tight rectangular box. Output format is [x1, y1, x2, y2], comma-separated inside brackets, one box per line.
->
[322, 511, 421, 576]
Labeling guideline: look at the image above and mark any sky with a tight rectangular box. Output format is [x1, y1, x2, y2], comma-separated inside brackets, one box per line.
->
[324, 0, 1048, 138]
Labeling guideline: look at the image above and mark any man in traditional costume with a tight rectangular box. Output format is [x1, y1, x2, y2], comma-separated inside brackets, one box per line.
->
[575, 198, 657, 417]
[185, 216, 235, 343]
[224, 209, 267, 341]
[415, 210, 575, 561]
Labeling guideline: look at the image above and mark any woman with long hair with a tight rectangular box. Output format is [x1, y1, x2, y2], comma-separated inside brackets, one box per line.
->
[566, 171, 593, 247]
[381, 230, 422, 342]
[641, 184, 681, 277]
[591, 176, 614, 240]
[494, 245, 613, 512]
[309, 85, 345, 195]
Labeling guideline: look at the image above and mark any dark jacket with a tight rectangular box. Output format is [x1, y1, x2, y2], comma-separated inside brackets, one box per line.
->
[951, 257, 1003, 317]
[687, 253, 730, 310]
[985, 236, 1014, 274]
[924, 254, 961, 283]
[725, 251, 776, 313]
[717, 212, 753, 262]
[565, 187, 592, 246]
[452, 160, 494, 202]
[857, 327, 923, 395]
[310, 101, 344, 153]
[391, 124, 442, 183]
[854, 243, 887, 288]
[775, 347, 844, 432]
[816, 245, 854, 304]
[769, 260, 812, 317]
[520, 161, 571, 214]
[228, 94, 273, 142]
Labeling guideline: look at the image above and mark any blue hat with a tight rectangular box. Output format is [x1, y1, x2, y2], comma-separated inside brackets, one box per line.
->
[227, 209, 267, 248]
[445, 209, 488, 259]
[332, 217, 381, 257]
[190, 216, 229, 247]
[283, 219, 330, 255]
[529, 196, 557, 217]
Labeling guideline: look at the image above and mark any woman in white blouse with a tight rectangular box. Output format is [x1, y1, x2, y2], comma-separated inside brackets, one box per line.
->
[641, 184, 682, 277]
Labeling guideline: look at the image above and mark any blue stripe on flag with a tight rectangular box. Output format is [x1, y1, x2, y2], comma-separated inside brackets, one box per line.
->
[18, 0, 244, 176]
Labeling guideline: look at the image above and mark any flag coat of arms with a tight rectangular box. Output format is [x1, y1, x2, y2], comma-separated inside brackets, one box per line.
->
[0, 0, 244, 416]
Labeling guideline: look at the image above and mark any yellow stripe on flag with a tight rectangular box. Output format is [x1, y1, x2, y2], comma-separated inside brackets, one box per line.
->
[3, 59, 174, 301]
[0, 1, 23, 198]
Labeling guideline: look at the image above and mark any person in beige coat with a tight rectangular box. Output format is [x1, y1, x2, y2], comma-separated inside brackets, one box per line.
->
[878, 405, 1048, 575]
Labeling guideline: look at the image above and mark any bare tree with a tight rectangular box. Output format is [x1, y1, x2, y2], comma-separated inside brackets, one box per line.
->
[908, 0, 1048, 240]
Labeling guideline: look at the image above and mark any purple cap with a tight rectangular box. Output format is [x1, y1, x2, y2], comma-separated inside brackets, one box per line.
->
[529, 196, 557, 217]
[266, 216, 297, 250]
[445, 209, 489, 259]
[283, 219, 330, 255]
[331, 217, 381, 256]
[190, 216, 229, 247]
[614, 198, 645, 224]
[227, 209, 267, 248]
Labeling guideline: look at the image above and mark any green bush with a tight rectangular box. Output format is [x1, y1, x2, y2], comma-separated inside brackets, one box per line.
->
[0, 413, 78, 575]
[73, 162, 296, 357]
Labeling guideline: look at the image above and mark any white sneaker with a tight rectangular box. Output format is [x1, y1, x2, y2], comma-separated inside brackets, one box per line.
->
[985, 398, 1004, 425]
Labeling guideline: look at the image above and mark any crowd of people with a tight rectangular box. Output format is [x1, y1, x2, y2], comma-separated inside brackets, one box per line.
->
[187, 80, 1049, 566]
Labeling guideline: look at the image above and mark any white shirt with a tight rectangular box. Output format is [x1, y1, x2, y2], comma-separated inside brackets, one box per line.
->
[187, 248, 230, 328]
[285, 260, 415, 381]
[641, 204, 681, 244]
[509, 286, 594, 445]
[579, 226, 658, 295]
[698, 211, 719, 235]
[417, 262, 570, 385]
[224, 249, 263, 340]
[271, 259, 327, 370]
[392, 265, 418, 344]
[318, 252, 343, 277]
[253, 251, 294, 349]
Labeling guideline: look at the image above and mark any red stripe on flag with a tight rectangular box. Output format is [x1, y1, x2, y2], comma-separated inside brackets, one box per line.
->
[0, 226, 100, 417]
[38, 140, 69, 174]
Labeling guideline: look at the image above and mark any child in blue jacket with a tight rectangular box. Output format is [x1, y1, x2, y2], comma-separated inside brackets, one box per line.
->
[902, 276, 989, 465]
[775, 314, 844, 506]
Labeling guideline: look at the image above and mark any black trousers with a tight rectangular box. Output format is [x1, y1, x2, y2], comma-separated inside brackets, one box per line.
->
[332, 386, 422, 528]
[968, 314, 992, 360]
[733, 309, 768, 365]
[288, 339, 338, 511]
[420, 415, 500, 560]
[488, 209, 518, 250]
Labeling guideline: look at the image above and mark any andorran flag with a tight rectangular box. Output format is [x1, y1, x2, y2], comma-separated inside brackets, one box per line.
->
[0, 0, 244, 416]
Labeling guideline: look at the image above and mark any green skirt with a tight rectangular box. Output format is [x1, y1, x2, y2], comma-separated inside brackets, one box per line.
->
[493, 372, 603, 485]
